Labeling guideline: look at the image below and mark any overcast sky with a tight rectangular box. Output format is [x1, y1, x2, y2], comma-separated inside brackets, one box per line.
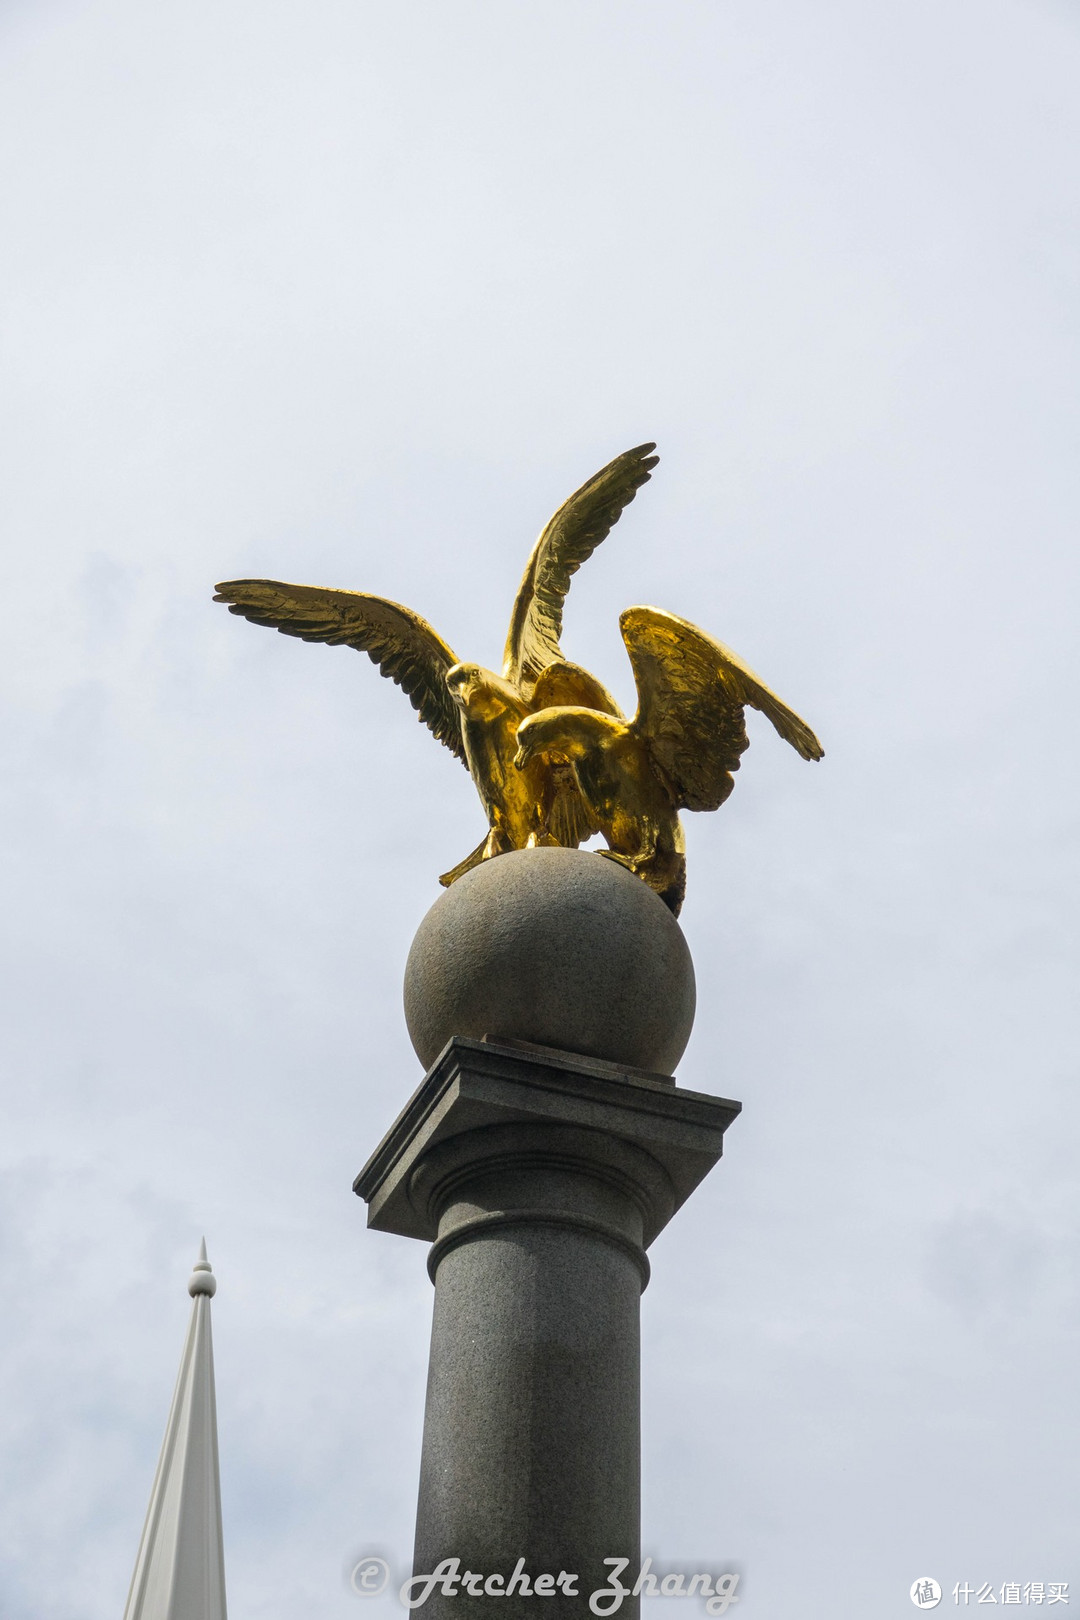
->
[1, 1, 1078, 1616]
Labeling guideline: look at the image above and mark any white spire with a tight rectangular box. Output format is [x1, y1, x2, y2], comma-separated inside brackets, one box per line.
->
[122, 1242, 228, 1620]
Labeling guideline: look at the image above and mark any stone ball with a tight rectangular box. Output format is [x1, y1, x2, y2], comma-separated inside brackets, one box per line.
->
[403, 847, 696, 1075]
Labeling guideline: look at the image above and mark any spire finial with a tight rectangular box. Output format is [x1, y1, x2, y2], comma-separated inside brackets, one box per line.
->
[189, 1238, 217, 1297]
[124, 1239, 228, 1620]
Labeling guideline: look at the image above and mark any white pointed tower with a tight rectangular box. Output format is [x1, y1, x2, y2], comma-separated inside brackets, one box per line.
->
[122, 1241, 228, 1620]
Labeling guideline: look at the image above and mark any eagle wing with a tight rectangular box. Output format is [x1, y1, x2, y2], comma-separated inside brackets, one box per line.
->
[502, 443, 659, 697]
[530, 659, 624, 719]
[213, 578, 467, 765]
[620, 606, 824, 812]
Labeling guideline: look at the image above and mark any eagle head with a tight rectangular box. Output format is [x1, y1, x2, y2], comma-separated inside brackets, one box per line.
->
[514, 706, 623, 771]
[446, 663, 523, 721]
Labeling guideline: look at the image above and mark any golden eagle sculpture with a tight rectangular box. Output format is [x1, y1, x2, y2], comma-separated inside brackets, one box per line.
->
[214, 444, 823, 914]
[214, 443, 658, 885]
[513, 606, 824, 915]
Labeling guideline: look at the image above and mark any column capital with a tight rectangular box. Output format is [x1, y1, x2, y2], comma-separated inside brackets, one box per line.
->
[354, 1035, 740, 1247]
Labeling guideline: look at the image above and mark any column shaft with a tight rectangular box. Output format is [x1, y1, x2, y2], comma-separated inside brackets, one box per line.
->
[416, 1218, 640, 1614]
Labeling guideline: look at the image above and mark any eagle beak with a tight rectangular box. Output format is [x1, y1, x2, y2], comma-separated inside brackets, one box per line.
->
[512, 746, 528, 771]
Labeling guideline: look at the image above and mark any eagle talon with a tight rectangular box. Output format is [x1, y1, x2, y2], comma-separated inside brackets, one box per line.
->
[596, 849, 637, 872]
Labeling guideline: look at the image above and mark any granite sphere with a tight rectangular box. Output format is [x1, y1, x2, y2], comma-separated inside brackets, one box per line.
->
[403, 847, 696, 1074]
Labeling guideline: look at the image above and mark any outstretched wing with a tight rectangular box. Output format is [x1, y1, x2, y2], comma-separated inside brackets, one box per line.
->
[213, 579, 467, 765]
[620, 606, 824, 812]
[503, 442, 659, 696]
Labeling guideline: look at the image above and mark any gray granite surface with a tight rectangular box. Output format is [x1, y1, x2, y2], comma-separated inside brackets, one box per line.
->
[403, 848, 696, 1075]
[356, 1037, 741, 1617]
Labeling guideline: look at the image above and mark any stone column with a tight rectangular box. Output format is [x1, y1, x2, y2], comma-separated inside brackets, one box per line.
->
[412, 1118, 648, 1604]
[354, 851, 740, 1618]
